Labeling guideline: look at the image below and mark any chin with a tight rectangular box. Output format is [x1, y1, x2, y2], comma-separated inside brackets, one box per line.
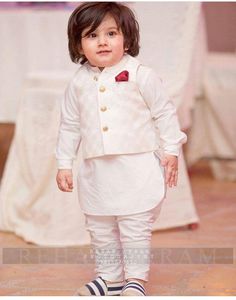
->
[99, 60, 119, 68]
[95, 63, 111, 68]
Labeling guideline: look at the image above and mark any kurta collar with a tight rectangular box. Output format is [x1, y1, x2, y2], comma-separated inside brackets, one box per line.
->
[85, 54, 130, 77]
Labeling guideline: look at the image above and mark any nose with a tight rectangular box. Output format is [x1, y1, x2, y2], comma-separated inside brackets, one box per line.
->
[98, 34, 108, 46]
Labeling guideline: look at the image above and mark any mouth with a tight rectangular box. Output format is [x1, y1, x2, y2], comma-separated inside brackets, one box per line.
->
[97, 50, 112, 55]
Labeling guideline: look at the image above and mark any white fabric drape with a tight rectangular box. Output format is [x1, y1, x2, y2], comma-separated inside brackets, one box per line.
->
[0, 9, 76, 122]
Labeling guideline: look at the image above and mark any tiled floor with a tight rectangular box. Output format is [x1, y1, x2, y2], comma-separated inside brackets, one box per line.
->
[0, 127, 236, 296]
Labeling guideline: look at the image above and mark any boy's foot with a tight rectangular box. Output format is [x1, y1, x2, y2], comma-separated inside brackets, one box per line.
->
[120, 280, 146, 296]
[74, 277, 125, 296]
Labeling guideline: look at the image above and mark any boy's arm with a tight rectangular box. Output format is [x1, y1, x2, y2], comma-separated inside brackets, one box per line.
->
[137, 66, 187, 187]
[137, 67, 187, 156]
[55, 79, 81, 170]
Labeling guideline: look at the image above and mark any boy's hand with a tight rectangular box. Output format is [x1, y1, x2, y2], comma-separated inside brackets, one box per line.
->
[161, 154, 178, 188]
[56, 169, 73, 192]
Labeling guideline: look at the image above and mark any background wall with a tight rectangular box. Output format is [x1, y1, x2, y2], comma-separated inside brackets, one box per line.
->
[203, 2, 236, 52]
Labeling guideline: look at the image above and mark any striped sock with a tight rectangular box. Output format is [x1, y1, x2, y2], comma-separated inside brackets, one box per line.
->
[85, 277, 107, 296]
[121, 280, 146, 296]
[107, 280, 126, 296]
[76, 277, 125, 296]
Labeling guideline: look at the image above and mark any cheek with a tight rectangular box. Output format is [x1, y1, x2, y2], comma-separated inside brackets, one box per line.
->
[113, 38, 125, 53]
[80, 42, 92, 57]
[81, 38, 92, 51]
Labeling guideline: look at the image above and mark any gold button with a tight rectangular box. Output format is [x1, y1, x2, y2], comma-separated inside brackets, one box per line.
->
[93, 76, 98, 81]
[102, 126, 108, 132]
[100, 106, 107, 112]
[99, 86, 106, 92]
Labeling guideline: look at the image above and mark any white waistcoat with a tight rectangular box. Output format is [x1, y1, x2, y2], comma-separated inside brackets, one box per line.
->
[56, 54, 187, 168]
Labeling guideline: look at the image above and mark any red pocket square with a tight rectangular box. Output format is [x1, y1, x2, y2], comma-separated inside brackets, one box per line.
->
[115, 70, 129, 82]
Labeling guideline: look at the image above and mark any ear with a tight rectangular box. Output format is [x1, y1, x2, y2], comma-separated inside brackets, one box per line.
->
[78, 44, 84, 55]
[79, 48, 84, 55]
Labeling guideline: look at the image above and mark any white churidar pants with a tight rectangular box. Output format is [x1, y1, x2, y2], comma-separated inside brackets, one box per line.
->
[85, 200, 164, 282]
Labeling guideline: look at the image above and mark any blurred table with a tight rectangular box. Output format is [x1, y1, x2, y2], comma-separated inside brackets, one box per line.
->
[186, 53, 236, 181]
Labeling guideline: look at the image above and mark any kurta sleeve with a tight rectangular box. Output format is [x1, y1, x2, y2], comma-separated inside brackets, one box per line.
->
[137, 66, 187, 156]
[55, 79, 81, 169]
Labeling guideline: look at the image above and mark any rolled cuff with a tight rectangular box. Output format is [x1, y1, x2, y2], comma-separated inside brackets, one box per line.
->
[57, 159, 73, 170]
[163, 146, 181, 157]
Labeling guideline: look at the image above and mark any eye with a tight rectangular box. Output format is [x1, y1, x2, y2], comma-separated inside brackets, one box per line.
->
[108, 31, 117, 37]
[87, 32, 97, 38]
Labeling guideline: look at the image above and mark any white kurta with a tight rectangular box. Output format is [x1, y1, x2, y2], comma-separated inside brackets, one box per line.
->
[56, 56, 186, 216]
[77, 151, 166, 216]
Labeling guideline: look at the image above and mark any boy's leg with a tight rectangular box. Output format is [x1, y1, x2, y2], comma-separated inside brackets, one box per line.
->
[75, 214, 125, 295]
[85, 214, 124, 282]
[118, 201, 164, 295]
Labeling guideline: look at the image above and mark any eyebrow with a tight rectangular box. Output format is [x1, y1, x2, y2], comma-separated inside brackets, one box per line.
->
[82, 26, 119, 38]
[95, 26, 119, 32]
[107, 27, 119, 30]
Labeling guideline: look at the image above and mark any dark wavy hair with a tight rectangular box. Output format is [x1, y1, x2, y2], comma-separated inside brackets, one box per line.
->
[67, 2, 140, 64]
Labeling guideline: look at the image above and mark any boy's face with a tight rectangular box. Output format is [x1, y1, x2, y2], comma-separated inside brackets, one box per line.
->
[80, 14, 125, 70]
